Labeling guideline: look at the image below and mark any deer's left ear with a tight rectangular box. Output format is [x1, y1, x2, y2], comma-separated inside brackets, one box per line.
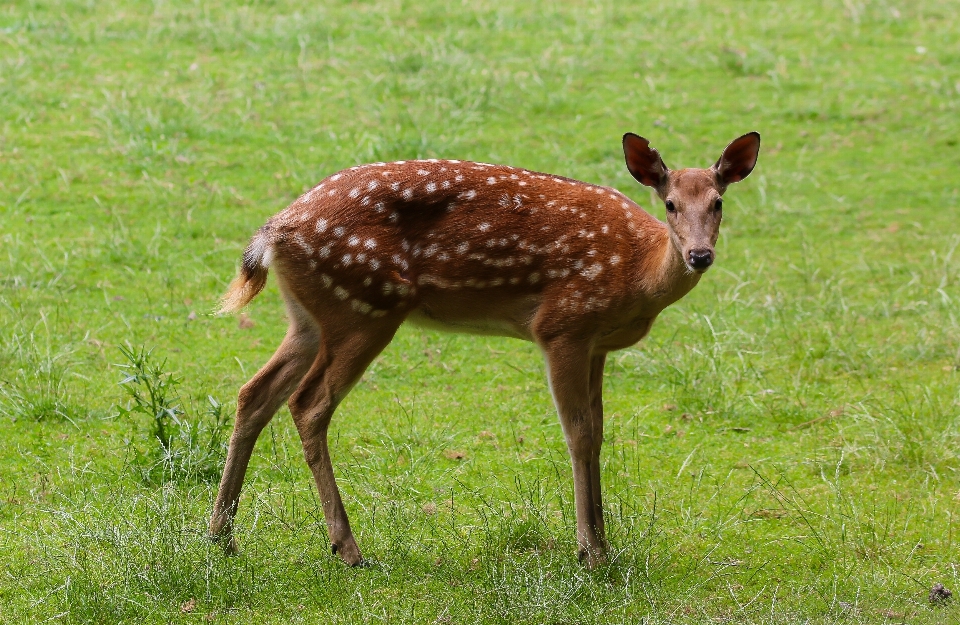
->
[623, 133, 669, 191]
[713, 132, 761, 186]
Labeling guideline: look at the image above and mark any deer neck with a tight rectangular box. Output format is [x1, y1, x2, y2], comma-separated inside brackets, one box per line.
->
[636, 225, 703, 309]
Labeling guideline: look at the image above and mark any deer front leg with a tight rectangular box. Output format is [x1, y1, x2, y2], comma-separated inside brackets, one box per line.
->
[542, 339, 605, 567]
[588, 352, 607, 546]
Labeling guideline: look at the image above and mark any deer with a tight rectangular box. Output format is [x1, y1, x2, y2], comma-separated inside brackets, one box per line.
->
[208, 131, 761, 568]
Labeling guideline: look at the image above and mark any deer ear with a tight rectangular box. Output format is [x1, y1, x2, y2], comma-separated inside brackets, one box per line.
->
[623, 133, 669, 190]
[713, 132, 761, 185]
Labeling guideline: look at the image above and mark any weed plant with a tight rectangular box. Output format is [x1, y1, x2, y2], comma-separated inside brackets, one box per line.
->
[117, 344, 229, 484]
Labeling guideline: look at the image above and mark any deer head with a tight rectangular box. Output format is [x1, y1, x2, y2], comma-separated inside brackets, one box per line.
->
[623, 132, 761, 273]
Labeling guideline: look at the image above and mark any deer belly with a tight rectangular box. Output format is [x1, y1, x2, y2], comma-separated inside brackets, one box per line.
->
[405, 295, 537, 340]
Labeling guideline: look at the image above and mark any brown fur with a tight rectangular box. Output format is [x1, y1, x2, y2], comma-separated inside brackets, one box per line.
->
[210, 133, 761, 567]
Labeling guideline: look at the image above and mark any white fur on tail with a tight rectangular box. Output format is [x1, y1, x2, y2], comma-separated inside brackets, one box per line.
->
[218, 227, 274, 314]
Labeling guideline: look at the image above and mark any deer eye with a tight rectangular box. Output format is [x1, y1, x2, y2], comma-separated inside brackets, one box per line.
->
[665, 200, 676, 213]
[715, 198, 723, 211]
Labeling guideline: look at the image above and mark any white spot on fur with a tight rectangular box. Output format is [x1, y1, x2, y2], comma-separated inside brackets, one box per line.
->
[333, 227, 345, 237]
[334, 286, 349, 300]
[364, 238, 376, 249]
[609, 255, 620, 266]
[487, 177, 496, 185]
[402, 188, 414, 200]
[426, 182, 436, 193]
[417, 169, 430, 176]
[351, 299, 372, 314]
[456, 242, 469, 254]
[319, 244, 331, 258]
[341, 254, 353, 265]
[478, 223, 491, 232]
[348, 236, 359, 246]
[369, 258, 380, 270]
[367, 180, 378, 191]
[374, 201, 386, 213]
[363, 276, 372, 286]
[331, 174, 342, 181]
[294, 233, 313, 255]
[581, 262, 603, 280]
[315, 218, 328, 233]
[320, 274, 332, 287]
[349, 188, 360, 198]
[528, 272, 540, 284]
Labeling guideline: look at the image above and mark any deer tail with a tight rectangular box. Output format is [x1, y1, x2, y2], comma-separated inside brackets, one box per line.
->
[217, 225, 275, 314]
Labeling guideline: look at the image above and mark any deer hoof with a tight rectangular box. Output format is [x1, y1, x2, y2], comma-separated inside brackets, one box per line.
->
[208, 532, 239, 556]
[577, 546, 606, 569]
[333, 537, 364, 567]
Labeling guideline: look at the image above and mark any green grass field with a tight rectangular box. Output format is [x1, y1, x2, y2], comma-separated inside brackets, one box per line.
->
[2, 0, 960, 622]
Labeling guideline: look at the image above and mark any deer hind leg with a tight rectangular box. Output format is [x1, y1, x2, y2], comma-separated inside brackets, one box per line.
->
[210, 294, 320, 552]
[588, 353, 607, 546]
[542, 338, 605, 567]
[288, 317, 401, 566]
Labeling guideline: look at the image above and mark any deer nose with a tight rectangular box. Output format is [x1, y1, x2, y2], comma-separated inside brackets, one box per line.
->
[689, 249, 714, 270]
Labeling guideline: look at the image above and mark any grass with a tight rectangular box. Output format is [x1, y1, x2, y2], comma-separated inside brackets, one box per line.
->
[2, 0, 960, 622]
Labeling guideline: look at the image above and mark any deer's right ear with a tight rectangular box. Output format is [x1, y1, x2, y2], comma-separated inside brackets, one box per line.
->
[713, 132, 761, 186]
[623, 133, 669, 190]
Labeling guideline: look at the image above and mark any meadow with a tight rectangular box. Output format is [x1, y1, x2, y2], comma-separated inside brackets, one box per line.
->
[2, 0, 960, 622]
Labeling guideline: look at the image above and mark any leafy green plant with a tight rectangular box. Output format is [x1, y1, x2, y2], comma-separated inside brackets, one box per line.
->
[117, 345, 229, 484]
